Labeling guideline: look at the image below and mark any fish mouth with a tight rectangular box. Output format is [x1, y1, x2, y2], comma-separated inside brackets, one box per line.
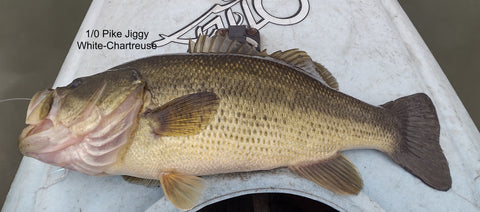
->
[18, 81, 145, 175]
[19, 89, 61, 156]
[17, 82, 112, 158]
[25, 89, 54, 125]
[19, 119, 54, 155]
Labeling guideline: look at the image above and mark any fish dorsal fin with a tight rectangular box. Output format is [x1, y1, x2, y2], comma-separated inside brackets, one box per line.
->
[188, 34, 268, 56]
[122, 175, 161, 187]
[160, 172, 205, 210]
[144, 92, 220, 137]
[269, 49, 339, 90]
[188, 35, 339, 90]
[289, 153, 363, 195]
[313, 61, 339, 90]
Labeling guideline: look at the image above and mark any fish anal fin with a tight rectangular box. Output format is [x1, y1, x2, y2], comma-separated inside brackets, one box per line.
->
[289, 153, 363, 195]
[144, 92, 219, 137]
[160, 172, 205, 210]
[122, 175, 161, 187]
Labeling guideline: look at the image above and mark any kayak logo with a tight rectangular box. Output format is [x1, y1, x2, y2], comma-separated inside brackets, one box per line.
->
[152, 0, 310, 47]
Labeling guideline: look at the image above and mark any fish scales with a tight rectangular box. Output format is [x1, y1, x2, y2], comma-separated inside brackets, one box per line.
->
[108, 54, 397, 178]
[19, 35, 451, 210]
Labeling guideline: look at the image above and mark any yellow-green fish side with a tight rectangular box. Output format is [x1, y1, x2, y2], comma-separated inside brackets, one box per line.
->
[107, 54, 397, 178]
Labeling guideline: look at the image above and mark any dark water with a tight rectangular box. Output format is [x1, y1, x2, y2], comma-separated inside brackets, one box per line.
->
[1, 0, 478, 207]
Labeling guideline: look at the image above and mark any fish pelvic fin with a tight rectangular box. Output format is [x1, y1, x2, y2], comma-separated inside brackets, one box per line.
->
[289, 153, 363, 195]
[382, 93, 451, 191]
[160, 172, 205, 211]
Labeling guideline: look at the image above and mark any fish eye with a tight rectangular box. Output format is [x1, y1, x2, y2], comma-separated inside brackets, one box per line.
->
[130, 69, 141, 82]
[69, 78, 83, 89]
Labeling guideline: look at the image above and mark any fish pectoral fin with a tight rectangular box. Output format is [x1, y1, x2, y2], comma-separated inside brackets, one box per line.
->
[122, 175, 161, 187]
[144, 92, 219, 136]
[160, 172, 205, 210]
[289, 153, 363, 195]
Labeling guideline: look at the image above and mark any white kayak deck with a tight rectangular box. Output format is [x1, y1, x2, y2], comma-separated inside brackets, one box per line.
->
[4, 0, 480, 211]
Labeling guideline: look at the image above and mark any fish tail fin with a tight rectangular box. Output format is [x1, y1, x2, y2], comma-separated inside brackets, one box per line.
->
[382, 93, 451, 191]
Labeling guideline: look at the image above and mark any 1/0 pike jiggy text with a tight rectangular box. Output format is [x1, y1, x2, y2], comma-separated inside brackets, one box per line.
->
[86, 29, 149, 40]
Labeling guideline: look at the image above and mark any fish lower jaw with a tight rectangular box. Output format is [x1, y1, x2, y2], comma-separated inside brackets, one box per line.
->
[19, 120, 58, 155]
[27, 118, 54, 137]
[18, 123, 76, 157]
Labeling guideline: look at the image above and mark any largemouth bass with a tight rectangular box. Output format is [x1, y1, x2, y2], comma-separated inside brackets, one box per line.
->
[19, 35, 451, 210]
